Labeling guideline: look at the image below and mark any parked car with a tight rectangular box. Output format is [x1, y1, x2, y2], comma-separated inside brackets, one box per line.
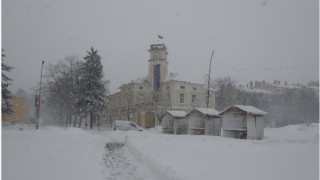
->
[113, 120, 143, 131]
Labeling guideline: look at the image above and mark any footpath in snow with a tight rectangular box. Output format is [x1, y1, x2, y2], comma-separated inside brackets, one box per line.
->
[1, 125, 157, 180]
[2, 123, 319, 180]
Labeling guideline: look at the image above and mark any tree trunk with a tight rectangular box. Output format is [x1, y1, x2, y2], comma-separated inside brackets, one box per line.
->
[90, 112, 94, 129]
[78, 116, 82, 128]
[97, 117, 100, 132]
[65, 114, 69, 127]
[68, 112, 72, 126]
[73, 115, 77, 127]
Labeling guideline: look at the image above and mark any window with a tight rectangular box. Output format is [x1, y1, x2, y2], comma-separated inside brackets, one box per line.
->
[180, 93, 184, 104]
[130, 122, 137, 128]
[166, 93, 170, 103]
[138, 94, 144, 104]
[153, 94, 159, 103]
[167, 86, 169, 90]
[180, 86, 185, 89]
[193, 87, 197, 90]
[139, 86, 143, 89]
[192, 95, 196, 104]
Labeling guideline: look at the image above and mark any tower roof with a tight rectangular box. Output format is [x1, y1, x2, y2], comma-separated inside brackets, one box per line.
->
[148, 44, 167, 51]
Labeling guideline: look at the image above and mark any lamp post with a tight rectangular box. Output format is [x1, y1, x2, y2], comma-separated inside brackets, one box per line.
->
[36, 60, 44, 129]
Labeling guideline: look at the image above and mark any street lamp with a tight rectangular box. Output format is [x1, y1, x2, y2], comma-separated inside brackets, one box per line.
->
[36, 60, 44, 129]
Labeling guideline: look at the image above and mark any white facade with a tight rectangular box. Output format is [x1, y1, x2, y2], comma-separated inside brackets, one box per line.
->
[246, 116, 264, 140]
[107, 44, 215, 128]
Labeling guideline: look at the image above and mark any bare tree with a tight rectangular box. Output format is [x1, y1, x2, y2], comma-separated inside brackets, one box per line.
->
[213, 76, 238, 111]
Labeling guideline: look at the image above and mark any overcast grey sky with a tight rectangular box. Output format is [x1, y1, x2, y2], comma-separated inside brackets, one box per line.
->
[2, 0, 319, 94]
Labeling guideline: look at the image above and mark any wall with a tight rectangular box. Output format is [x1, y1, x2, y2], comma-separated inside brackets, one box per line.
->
[246, 116, 256, 139]
[247, 115, 264, 140]
[222, 111, 245, 130]
[205, 117, 222, 136]
[2, 98, 26, 123]
[165, 81, 215, 111]
[188, 111, 205, 135]
[174, 118, 188, 134]
[161, 113, 174, 134]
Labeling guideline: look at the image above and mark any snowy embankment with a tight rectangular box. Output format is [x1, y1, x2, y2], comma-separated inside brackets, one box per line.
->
[123, 124, 319, 180]
[2, 124, 319, 180]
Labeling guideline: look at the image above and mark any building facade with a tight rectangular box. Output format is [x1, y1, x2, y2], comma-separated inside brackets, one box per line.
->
[106, 44, 215, 128]
[2, 98, 27, 124]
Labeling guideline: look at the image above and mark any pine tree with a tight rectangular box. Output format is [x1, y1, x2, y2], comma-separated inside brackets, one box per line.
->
[77, 47, 107, 129]
[2, 49, 14, 115]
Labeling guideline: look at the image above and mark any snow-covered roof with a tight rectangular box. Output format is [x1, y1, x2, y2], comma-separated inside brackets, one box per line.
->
[132, 76, 148, 83]
[220, 105, 267, 115]
[165, 73, 202, 85]
[166, 111, 187, 118]
[195, 108, 220, 116]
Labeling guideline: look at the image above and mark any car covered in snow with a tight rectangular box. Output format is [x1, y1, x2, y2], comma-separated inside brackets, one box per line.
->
[113, 120, 143, 131]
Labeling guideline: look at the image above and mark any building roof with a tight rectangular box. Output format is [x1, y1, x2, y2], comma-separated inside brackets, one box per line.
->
[194, 108, 220, 116]
[220, 105, 267, 115]
[166, 110, 187, 118]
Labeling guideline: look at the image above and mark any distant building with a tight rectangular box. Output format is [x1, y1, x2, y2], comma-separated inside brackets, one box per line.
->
[253, 80, 281, 93]
[2, 98, 27, 124]
[308, 81, 319, 87]
[247, 80, 299, 93]
[106, 44, 215, 128]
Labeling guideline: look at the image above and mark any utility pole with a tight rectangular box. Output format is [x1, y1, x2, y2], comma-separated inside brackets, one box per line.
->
[206, 50, 214, 108]
[36, 60, 44, 129]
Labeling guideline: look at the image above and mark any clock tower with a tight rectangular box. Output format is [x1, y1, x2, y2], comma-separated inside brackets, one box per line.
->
[148, 44, 168, 91]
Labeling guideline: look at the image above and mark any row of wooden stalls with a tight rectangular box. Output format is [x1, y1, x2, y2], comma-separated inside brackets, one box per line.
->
[161, 105, 267, 140]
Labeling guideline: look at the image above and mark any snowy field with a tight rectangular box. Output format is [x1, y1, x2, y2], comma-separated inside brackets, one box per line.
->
[2, 123, 319, 180]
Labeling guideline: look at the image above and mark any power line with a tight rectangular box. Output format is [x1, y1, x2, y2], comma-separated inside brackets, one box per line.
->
[213, 64, 318, 71]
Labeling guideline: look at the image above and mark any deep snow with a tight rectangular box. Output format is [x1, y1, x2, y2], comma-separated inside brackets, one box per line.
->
[2, 123, 319, 180]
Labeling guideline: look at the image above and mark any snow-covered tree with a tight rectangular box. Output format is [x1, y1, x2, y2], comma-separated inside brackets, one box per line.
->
[76, 47, 107, 129]
[2, 49, 14, 115]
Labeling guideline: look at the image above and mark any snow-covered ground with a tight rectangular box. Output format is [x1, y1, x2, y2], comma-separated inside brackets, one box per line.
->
[2, 123, 319, 180]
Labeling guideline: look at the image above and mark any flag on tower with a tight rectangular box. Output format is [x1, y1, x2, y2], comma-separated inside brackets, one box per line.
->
[35, 95, 39, 107]
[158, 35, 163, 39]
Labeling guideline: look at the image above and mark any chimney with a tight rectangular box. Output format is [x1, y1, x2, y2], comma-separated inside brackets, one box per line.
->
[274, 80, 277, 85]
[250, 81, 253, 88]
[285, 81, 288, 86]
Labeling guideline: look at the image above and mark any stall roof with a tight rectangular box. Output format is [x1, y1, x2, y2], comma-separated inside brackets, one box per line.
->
[220, 105, 267, 115]
[194, 108, 220, 116]
[166, 111, 187, 118]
